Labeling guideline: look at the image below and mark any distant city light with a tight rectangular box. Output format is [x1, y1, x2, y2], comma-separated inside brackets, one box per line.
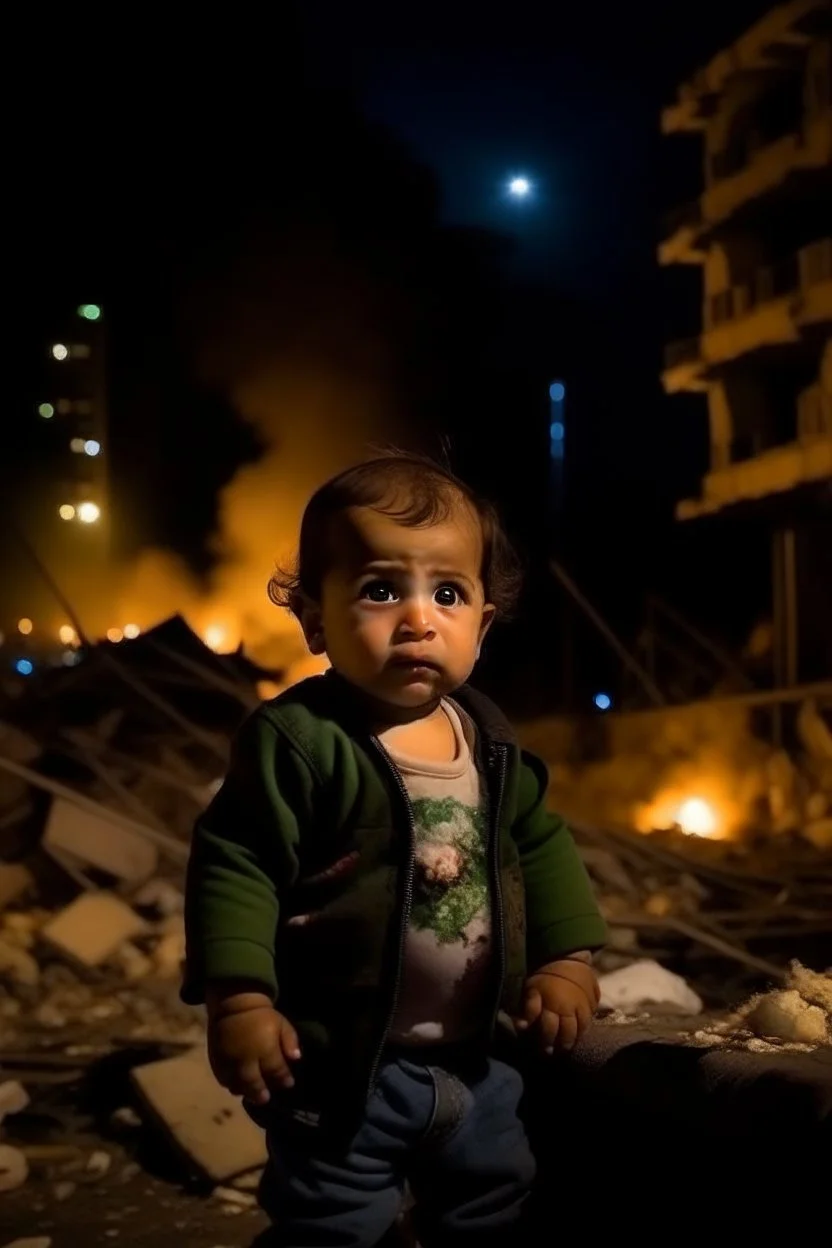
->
[62, 649, 82, 666]
[15, 659, 34, 676]
[549, 381, 565, 402]
[508, 177, 531, 197]
[58, 503, 76, 521]
[17, 618, 33, 636]
[550, 421, 565, 441]
[58, 625, 77, 646]
[78, 303, 101, 321]
[83, 439, 101, 457]
[594, 692, 612, 711]
[77, 501, 100, 524]
[123, 623, 141, 639]
[38, 402, 55, 419]
[70, 437, 86, 453]
[51, 343, 69, 361]
[106, 627, 124, 643]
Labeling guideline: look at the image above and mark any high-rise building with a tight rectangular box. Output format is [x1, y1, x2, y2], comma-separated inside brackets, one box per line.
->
[39, 302, 111, 554]
[660, 0, 831, 683]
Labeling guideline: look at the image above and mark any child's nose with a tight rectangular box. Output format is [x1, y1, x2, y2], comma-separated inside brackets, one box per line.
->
[396, 597, 435, 637]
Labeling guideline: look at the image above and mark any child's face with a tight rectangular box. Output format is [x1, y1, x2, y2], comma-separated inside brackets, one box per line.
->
[301, 502, 495, 710]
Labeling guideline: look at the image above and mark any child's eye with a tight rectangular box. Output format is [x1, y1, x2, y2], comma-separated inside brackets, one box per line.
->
[434, 584, 464, 607]
[361, 580, 398, 603]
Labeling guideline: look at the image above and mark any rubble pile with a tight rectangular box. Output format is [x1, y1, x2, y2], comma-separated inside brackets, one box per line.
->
[574, 814, 832, 997]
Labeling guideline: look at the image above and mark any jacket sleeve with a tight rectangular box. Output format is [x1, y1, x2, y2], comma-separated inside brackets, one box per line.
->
[181, 710, 317, 1005]
[512, 750, 607, 969]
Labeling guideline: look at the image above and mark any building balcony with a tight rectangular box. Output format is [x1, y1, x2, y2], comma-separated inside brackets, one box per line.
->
[676, 432, 832, 519]
[660, 107, 832, 264]
[662, 237, 832, 393]
[661, 1, 829, 135]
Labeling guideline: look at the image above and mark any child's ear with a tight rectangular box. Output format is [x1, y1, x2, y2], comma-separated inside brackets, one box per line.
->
[295, 595, 326, 656]
[476, 604, 497, 658]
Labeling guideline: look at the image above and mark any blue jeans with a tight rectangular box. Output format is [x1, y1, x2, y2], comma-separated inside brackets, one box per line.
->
[257, 1051, 536, 1247]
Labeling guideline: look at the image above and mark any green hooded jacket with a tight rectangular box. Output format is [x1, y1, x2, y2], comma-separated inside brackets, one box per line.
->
[182, 671, 605, 1136]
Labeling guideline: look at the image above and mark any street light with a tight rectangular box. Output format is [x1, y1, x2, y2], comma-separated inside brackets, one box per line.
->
[77, 501, 100, 524]
[508, 177, 531, 197]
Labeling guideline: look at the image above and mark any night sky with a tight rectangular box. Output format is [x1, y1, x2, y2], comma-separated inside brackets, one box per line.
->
[6, 0, 774, 710]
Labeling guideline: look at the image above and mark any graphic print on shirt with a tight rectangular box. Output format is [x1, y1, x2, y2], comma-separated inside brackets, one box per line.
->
[409, 796, 489, 945]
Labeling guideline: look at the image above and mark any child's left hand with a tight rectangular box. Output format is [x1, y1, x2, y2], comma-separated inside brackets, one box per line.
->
[514, 959, 600, 1054]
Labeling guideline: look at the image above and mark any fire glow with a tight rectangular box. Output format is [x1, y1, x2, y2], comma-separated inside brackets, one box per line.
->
[635, 789, 728, 840]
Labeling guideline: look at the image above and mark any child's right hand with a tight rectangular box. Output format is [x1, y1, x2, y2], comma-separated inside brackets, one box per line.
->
[207, 996, 302, 1106]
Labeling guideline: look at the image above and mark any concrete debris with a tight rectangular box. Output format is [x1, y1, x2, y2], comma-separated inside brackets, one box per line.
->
[0, 938, 39, 987]
[86, 1150, 112, 1178]
[212, 1186, 257, 1207]
[131, 1047, 268, 1183]
[132, 878, 184, 918]
[0, 1081, 29, 1122]
[0, 1144, 29, 1192]
[598, 959, 704, 1016]
[53, 1179, 77, 1200]
[40, 893, 149, 968]
[43, 798, 158, 885]
[0, 865, 34, 912]
[2, 1240, 53, 1248]
[745, 990, 829, 1045]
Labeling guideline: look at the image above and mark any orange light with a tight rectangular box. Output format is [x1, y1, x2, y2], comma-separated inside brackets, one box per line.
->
[675, 797, 718, 838]
[203, 624, 227, 652]
[123, 623, 140, 639]
[58, 625, 77, 646]
[17, 618, 33, 636]
[106, 627, 124, 643]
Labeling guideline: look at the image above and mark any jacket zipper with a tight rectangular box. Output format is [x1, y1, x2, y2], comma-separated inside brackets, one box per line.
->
[365, 736, 416, 1096]
[488, 743, 508, 1030]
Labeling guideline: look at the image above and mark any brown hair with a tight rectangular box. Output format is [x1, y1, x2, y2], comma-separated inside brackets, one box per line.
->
[268, 449, 523, 619]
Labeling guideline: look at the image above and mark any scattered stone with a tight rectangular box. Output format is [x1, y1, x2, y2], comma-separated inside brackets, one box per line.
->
[231, 1168, 264, 1191]
[53, 1180, 76, 1201]
[598, 959, 703, 1016]
[213, 1186, 256, 1207]
[133, 879, 184, 918]
[0, 937, 39, 986]
[0, 864, 34, 911]
[86, 1150, 112, 1178]
[0, 1080, 29, 1122]
[40, 893, 149, 969]
[2, 1239, 53, 1248]
[150, 927, 186, 978]
[43, 796, 158, 885]
[745, 990, 829, 1045]
[34, 1002, 67, 1029]
[119, 1162, 141, 1183]
[131, 1046, 268, 1183]
[0, 1143, 29, 1192]
[112, 942, 152, 982]
[802, 817, 832, 851]
[110, 1106, 142, 1130]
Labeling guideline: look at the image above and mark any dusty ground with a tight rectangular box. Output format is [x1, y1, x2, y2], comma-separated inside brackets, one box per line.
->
[1, 1135, 269, 1247]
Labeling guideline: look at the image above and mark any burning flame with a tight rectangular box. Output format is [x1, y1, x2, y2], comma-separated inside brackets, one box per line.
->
[674, 797, 718, 838]
[635, 788, 729, 839]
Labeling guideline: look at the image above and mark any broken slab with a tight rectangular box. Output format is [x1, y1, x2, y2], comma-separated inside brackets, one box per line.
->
[40, 893, 149, 968]
[130, 1046, 268, 1183]
[0, 865, 34, 912]
[43, 797, 158, 885]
